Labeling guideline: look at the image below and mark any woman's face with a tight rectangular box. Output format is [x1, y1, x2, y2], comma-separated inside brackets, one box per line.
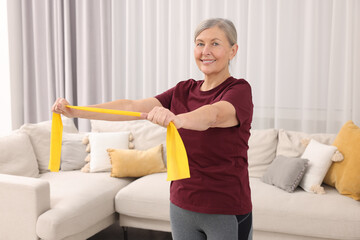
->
[194, 26, 237, 78]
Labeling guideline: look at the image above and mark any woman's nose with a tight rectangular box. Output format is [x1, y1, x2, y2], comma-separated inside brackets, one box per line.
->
[202, 44, 211, 56]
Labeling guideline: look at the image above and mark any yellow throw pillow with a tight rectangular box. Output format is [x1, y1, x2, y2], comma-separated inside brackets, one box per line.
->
[324, 120, 360, 200]
[108, 144, 166, 178]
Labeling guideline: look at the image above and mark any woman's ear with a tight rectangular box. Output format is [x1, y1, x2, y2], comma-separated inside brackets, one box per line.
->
[229, 43, 239, 60]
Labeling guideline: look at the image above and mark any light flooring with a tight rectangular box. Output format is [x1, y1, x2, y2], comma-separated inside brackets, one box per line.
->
[88, 224, 172, 240]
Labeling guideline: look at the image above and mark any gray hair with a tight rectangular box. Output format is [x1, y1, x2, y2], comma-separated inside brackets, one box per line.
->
[194, 18, 237, 46]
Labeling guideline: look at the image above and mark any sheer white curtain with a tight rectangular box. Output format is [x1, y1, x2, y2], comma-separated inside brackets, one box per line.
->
[8, 0, 75, 128]
[8, 0, 360, 133]
[247, 0, 360, 133]
[0, 0, 11, 136]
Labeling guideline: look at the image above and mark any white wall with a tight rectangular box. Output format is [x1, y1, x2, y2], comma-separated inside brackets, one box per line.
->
[0, 0, 12, 136]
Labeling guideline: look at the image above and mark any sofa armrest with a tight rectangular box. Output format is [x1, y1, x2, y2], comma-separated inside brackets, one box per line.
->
[0, 174, 50, 240]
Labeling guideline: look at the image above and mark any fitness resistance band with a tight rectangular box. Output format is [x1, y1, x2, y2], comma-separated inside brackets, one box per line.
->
[48, 105, 190, 181]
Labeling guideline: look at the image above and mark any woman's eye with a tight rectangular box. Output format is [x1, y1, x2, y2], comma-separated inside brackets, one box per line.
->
[197, 43, 204, 47]
[212, 42, 219, 46]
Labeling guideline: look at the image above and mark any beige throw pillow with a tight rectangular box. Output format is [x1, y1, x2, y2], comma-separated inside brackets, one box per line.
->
[248, 129, 278, 178]
[19, 117, 78, 173]
[0, 131, 39, 177]
[108, 144, 166, 178]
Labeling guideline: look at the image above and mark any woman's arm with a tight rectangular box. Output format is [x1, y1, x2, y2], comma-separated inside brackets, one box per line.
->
[52, 97, 162, 121]
[145, 100, 239, 131]
[178, 101, 239, 130]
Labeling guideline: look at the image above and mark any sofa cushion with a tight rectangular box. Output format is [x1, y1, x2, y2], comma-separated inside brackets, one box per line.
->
[89, 132, 130, 172]
[115, 173, 170, 221]
[109, 144, 166, 178]
[261, 155, 308, 193]
[36, 171, 133, 240]
[60, 132, 88, 171]
[276, 129, 336, 158]
[324, 120, 360, 200]
[248, 129, 278, 178]
[20, 117, 78, 173]
[0, 131, 39, 178]
[250, 177, 360, 239]
[299, 139, 337, 192]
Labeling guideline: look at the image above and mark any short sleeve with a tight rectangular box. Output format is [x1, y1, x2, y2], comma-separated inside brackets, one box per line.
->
[221, 81, 253, 126]
[155, 86, 175, 109]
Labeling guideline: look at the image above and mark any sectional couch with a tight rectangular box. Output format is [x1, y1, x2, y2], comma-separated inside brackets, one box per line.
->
[0, 117, 359, 240]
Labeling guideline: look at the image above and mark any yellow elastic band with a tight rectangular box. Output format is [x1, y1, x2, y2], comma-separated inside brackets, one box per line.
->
[66, 105, 142, 117]
[48, 113, 63, 172]
[49, 105, 190, 181]
[166, 122, 190, 181]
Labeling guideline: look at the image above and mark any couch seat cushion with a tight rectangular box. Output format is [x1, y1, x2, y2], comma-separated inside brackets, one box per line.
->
[115, 173, 170, 221]
[250, 177, 360, 240]
[36, 171, 133, 240]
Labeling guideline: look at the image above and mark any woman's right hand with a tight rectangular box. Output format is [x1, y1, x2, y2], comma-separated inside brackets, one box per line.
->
[145, 106, 184, 129]
[51, 98, 75, 118]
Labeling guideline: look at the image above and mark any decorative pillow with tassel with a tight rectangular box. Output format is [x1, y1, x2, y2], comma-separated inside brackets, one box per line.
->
[299, 139, 337, 194]
[108, 144, 166, 178]
[81, 132, 135, 173]
[324, 120, 360, 201]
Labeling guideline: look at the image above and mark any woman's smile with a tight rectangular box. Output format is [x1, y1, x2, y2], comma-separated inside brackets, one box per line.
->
[201, 59, 216, 65]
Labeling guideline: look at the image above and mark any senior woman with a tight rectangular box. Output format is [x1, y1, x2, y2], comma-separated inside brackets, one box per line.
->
[52, 18, 253, 240]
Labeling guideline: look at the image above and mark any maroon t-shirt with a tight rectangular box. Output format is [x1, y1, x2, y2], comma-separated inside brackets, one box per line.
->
[155, 77, 253, 215]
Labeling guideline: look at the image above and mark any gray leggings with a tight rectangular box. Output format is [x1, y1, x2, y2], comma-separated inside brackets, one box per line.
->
[170, 203, 253, 240]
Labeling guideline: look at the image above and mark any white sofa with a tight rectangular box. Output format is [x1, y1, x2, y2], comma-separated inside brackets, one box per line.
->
[0, 118, 359, 240]
[0, 118, 136, 240]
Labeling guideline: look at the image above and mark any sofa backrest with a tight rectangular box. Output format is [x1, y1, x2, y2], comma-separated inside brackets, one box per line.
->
[248, 128, 337, 179]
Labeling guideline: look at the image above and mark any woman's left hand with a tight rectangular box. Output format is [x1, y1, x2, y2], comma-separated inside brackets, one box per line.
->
[144, 106, 183, 129]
